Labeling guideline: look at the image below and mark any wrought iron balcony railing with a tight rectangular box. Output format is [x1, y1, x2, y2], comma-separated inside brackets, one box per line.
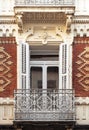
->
[15, 0, 74, 6]
[14, 89, 75, 121]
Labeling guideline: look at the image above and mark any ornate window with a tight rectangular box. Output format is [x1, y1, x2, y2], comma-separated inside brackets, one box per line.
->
[20, 42, 70, 90]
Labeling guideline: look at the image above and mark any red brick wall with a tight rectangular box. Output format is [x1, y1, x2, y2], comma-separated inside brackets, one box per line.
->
[73, 37, 89, 97]
[0, 37, 17, 97]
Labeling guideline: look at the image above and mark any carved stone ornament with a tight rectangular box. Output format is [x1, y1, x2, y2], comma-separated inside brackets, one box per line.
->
[25, 26, 63, 45]
[39, 30, 52, 44]
[66, 15, 72, 33]
[16, 13, 23, 32]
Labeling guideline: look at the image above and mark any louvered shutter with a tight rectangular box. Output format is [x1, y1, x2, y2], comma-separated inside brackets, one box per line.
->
[20, 42, 30, 89]
[59, 43, 69, 89]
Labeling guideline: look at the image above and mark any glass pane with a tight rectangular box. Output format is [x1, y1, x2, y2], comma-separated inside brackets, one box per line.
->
[47, 67, 58, 90]
[31, 54, 58, 61]
[30, 67, 42, 89]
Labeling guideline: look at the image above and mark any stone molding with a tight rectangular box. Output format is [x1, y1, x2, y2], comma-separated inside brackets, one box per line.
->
[73, 15, 89, 24]
[0, 98, 14, 104]
[0, 20, 16, 24]
[75, 97, 89, 104]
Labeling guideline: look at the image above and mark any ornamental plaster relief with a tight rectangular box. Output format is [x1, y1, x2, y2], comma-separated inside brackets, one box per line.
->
[18, 23, 74, 45]
[16, 12, 74, 44]
[23, 25, 65, 45]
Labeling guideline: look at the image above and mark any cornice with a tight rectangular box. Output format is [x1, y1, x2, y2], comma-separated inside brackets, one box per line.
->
[73, 20, 89, 24]
[73, 21, 89, 24]
[0, 15, 16, 24]
[0, 20, 16, 24]
[74, 15, 89, 19]
[73, 15, 89, 24]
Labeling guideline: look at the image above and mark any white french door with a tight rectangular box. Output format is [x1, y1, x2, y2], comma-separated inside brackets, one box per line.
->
[30, 63, 59, 90]
[20, 42, 70, 90]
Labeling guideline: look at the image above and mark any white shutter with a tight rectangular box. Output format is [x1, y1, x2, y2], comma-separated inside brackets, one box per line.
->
[59, 43, 69, 89]
[20, 42, 30, 89]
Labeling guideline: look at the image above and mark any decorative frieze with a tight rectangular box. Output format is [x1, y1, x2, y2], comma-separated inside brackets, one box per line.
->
[73, 16, 89, 24]
[0, 37, 16, 44]
[74, 37, 89, 44]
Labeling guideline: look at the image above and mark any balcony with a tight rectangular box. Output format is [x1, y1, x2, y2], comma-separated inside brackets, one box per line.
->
[15, 0, 74, 6]
[14, 0, 75, 33]
[14, 89, 75, 122]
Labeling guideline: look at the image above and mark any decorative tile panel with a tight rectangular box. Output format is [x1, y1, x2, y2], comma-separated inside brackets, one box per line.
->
[0, 37, 17, 97]
[73, 37, 89, 97]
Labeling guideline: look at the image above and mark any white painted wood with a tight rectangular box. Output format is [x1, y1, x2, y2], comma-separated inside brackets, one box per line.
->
[20, 42, 30, 89]
[59, 43, 69, 89]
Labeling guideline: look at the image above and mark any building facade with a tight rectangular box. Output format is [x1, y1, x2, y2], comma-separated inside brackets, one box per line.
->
[0, 0, 89, 130]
